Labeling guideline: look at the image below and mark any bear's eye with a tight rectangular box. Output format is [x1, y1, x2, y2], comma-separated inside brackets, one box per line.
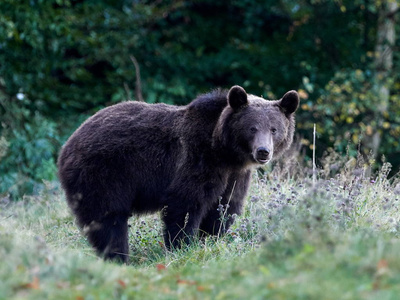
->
[250, 127, 258, 134]
[271, 128, 277, 135]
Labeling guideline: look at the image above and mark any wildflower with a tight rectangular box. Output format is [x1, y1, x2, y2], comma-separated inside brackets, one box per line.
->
[250, 196, 259, 203]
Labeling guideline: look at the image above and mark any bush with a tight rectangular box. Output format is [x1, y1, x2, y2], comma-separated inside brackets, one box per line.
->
[0, 94, 63, 199]
[297, 67, 400, 166]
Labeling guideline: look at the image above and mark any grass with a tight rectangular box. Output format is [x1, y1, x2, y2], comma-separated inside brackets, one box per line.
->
[2, 157, 400, 299]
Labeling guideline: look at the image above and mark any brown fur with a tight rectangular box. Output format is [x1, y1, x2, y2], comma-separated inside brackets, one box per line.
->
[58, 85, 299, 262]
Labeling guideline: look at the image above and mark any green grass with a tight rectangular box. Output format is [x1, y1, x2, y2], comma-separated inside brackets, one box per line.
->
[2, 162, 400, 299]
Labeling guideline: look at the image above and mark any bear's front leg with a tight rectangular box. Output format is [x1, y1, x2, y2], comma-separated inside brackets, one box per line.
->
[199, 199, 242, 237]
[199, 170, 251, 237]
[160, 169, 229, 249]
[161, 202, 207, 250]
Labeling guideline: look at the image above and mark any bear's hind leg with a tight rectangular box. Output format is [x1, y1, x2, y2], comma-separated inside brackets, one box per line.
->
[84, 213, 130, 263]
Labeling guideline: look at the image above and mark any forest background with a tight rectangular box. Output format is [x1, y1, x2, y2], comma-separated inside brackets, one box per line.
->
[0, 0, 399, 198]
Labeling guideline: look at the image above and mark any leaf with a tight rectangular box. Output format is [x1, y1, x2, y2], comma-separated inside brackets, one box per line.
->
[298, 89, 309, 99]
[22, 276, 40, 290]
[177, 279, 197, 285]
[377, 259, 388, 271]
[373, 259, 390, 290]
[56, 281, 70, 289]
[117, 279, 127, 288]
[156, 264, 166, 271]
[376, 259, 389, 276]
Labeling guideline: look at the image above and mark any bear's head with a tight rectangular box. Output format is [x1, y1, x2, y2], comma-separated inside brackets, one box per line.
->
[213, 85, 299, 166]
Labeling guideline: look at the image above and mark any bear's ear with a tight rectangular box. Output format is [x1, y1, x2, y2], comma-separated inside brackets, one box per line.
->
[228, 85, 248, 111]
[279, 90, 299, 115]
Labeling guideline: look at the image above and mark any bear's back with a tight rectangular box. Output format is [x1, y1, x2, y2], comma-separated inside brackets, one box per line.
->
[62, 101, 183, 156]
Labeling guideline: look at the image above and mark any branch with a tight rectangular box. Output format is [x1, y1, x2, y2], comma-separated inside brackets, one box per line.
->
[129, 55, 144, 102]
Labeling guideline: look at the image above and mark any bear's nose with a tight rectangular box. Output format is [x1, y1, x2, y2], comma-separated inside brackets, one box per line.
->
[256, 147, 270, 163]
[257, 147, 270, 157]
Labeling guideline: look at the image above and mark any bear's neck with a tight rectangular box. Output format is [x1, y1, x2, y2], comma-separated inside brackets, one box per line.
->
[211, 140, 252, 170]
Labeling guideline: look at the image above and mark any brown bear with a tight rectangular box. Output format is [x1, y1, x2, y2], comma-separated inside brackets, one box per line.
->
[58, 85, 299, 263]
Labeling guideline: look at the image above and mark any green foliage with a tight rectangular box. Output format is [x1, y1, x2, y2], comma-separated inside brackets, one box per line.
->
[0, 0, 399, 197]
[300, 66, 400, 160]
[0, 93, 62, 198]
[0, 0, 382, 111]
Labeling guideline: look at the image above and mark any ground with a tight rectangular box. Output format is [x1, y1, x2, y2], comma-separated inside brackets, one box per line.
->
[1, 159, 400, 299]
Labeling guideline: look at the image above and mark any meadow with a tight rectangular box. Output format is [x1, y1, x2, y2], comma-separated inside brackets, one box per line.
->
[1, 154, 400, 300]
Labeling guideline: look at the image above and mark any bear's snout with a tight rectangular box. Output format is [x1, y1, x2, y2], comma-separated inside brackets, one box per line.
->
[255, 147, 271, 164]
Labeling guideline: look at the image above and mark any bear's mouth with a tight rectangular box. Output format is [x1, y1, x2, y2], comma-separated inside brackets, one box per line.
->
[253, 152, 271, 164]
[256, 157, 270, 164]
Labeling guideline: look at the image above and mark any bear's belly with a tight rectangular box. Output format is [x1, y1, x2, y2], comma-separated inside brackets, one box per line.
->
[129, 181, 169, 214]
